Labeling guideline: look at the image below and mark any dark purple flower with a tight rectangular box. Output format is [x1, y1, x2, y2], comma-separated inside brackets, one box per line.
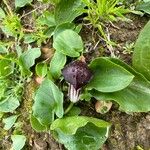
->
[62, 60, 93, 103]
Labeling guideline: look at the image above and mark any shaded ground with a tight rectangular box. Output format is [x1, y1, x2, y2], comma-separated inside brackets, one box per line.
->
[0, 1, 150, 150]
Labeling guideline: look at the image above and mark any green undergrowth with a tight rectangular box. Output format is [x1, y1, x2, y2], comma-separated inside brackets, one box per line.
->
[0, 0, 150, 150]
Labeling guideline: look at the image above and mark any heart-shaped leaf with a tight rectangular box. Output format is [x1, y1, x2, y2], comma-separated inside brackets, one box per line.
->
[91, 58, 150, 112]
[51, 116, 110, 150]
[133, 20, 150, 81]
[53, 29, 83, 57]
[87, 57, 134, 92]
[32, 79, 64, 126]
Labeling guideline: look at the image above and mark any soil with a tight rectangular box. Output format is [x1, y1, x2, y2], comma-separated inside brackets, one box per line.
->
[0, 1, 150, 150]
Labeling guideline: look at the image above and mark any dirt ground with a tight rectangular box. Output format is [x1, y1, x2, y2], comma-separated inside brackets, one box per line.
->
[0, 1, 150, 150]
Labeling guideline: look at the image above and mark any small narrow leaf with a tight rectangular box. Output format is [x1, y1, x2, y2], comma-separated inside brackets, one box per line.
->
[11, 135, 26, 150]
[50, 51, 66, 79]
[36, 62, 47, 77]
[3, 115, 18, 130]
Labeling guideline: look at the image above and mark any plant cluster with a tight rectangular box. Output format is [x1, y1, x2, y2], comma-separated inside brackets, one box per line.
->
[0, 0, 150, 150]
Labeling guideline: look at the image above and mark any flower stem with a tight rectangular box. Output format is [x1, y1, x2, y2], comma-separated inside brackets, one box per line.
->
[64, 102, 74, 115]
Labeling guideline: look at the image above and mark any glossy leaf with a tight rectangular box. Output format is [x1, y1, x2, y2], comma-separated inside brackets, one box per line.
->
[51, 116, 110, 150]
[87, 57, 134, 92]
[11, 135, 26, 150]
[91, 58, 150, 112]
[32, 79, 64, 126]
[133, 20, 150, 80]
[50, 51, 66, 79]
[3, 115, 18, 130]
[30, 114, 47, 132]
[53, 29, 83, 57]
[19, 47, 41, 76]
[0, 97, 20, 112]
[36, 62, 47, 77]
[15, 0, 32, 8]
[55, 0, 84, 24]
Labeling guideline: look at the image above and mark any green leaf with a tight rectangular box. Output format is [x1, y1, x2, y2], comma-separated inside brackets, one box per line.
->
[55, 0, 84, 24]
[133, 20, 150, 81]
[53, 29, 83, 57]
[51, 116, 110, 134]
[36, 62, 47, 77]
[53, 22, 75, 39]
[30, 114, 47, 132]
[0, 59, 13, 77]
[0, 8, 6, 20]
[15, 0, 32, 8]
[91, 58, 150, 112]
[1, 15, 22, 37]
[87, 57, 134, 92]
[32, 79, 64, 126]
[51, 116, 110, 150]
[50, 51, 66, 79]
[0, 45, 8, 53]
[136, 2, 150, 14]
[3, 115, 18, 130]
[24, 34, 36, 44]
[0, 97, 20, 112]
[19, 47, 41, 76]
[66, 106, 81, 116]
[11, 135, 26, 150]
[37, 11, 56, 27]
